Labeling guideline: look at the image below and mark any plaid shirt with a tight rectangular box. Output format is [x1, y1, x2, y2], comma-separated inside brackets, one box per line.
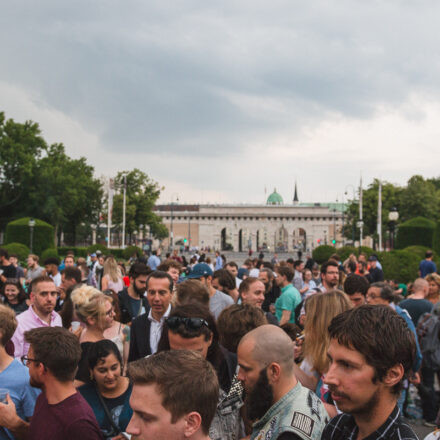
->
[321, 406, 419, 440]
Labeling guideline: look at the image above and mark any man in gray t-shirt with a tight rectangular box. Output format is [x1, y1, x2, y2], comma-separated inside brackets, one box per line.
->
[188, 263, 234, 319]
[25, 255, 44, 285]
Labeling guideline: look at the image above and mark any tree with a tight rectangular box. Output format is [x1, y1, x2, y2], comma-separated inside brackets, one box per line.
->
[0, 113, 46, 228]
[110, 169, 167, 240]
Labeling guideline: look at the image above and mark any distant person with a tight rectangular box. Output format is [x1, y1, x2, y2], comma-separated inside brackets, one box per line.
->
[44, 257, 61, 287]
[343, 274, 369, 308]
[101, 256, 124, 293]
[0, 249, 17, 290]
[400, 278, 433, 326]
[274, 266, 301, 325]
[25, 254, 44, 286]
[127, 350, 219, 440]
[147, 250, 161, 271]
[9, 254, 25, 284]
[419, 250, 437, 278]
[1, 279, 29, 315]
[214, 251, 223, 270]
[366, 255, 384, 284]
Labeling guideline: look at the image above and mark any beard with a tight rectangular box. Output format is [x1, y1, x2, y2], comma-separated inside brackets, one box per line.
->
[328, 385, 380, 416]
[133, 282, 146, 297]
[245, 368, 274, 422]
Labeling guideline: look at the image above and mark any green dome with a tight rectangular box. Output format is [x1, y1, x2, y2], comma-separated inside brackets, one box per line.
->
[267, 188, 283, 205]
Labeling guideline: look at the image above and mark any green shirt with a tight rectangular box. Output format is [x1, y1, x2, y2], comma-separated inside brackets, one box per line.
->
[275, 284, 301, 324]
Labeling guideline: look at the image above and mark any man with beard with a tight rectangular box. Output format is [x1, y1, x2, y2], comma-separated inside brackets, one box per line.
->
[118, 262, 150, 323]
[260, 268, 281, 313]
[321, 305, 418, 440]
[237, 325, 329, 440]
[318, 260, 340, 292]
[0, 327, 102, 439]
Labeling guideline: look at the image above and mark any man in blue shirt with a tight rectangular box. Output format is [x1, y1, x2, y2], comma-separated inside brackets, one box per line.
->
[147, 250, 161, 271]
[419, 250, 437, 278]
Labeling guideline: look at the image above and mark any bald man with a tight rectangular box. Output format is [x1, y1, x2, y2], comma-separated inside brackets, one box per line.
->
[237, 325, 329, 440]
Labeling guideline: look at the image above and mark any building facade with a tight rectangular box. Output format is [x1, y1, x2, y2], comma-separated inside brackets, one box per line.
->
[154, 189, 346, 253]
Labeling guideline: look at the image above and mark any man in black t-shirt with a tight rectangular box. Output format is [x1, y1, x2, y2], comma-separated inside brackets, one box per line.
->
[0, 248, 17, 289]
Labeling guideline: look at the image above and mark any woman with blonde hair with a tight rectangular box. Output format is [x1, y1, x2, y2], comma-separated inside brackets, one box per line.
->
[71, 285, 115, 386]
[101, 256, 124, 293]
[425, 272, 440, 305]
[293, 289, 352, 414]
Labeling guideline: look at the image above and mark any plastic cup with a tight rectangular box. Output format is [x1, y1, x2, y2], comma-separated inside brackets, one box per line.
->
[71, 321, 81, 332]
[0, 389, 8, 404]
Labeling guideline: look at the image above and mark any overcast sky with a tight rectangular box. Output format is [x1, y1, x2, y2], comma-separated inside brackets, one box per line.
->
[2, 1, 440, 205]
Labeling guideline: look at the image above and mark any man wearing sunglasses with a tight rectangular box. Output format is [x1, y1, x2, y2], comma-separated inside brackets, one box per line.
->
[128, 271, 174, 362]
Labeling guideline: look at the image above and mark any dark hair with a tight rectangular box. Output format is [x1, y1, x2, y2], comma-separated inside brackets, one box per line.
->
[276, 266, 294, 282]
[280, 322, 302, 341]
[176, 280, 210, 306]
[24, 327, 82, 382]
[87, 339, 122, 370]
[217, 304, 267, 353]
[102, 290, 122, 321]
[286, 258, 294, 265]
[321, 260, 339, 275]
[29, 275, 55, 294]
[146, 270, 174, 292]
[294, 260, 303, 269]
[213, 269, 235, 291]
[225, 261, 238, 270]
[43, 257, 60, 266]
[62, 266, 82, 284]
[426, 250, 433, 259]
[370, 282, 395, 303]
[328, 305, 416, 395]
[59, 285, 77, 329]
[0, 248, 9, 259]
[346, 260, 357, 274]
[128, 262, 150, 279]
[1, 279, 27, 304]
[344, 274, 369, 296]
[128, 350, 219, 435]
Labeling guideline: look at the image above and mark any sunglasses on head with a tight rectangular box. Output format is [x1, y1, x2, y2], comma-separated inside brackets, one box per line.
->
[166, 316, 209, 331]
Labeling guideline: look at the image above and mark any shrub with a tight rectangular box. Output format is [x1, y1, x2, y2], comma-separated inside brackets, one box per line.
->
[41, 248, 59, 262]
[2, 243, 30, 262]
[336, 246, 357, 262]
[432, 221, 440, 255]
[122, 246, 143, 260]
[378, 250, 419, 284]
[396, 217, 435, 249]
[86, 244, 108, 255]
[312, 245, 336, 264]
[5, 217, 54, 256]
[358, 246, 375, 258]
[403, 245, 430, 260]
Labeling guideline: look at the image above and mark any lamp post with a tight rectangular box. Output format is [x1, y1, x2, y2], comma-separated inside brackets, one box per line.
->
[388, 207, 399, 250]
[345, 185, 356, 244]
[28, 218, 36, 253]
[169, 194, 179, 251]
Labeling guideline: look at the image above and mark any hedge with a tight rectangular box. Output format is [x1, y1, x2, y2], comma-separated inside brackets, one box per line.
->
[378, 250, 419, 284]
[122, 246, 143, 260]
[5, 217, 54, 256]
[2, 243, 30, 262]
[86, 244, 108, 254]
[312, 245, 336, 264]
[433, 221, 440, 255]
[396, 217, 435, 249]
[41, 248, 59, 262]
[336, 246, 358, 262]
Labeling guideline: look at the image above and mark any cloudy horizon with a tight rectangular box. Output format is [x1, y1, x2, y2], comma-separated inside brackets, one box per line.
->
[2, 1, 440, 205]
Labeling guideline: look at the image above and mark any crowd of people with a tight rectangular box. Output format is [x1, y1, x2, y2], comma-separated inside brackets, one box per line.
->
[0, 245, 438, 439]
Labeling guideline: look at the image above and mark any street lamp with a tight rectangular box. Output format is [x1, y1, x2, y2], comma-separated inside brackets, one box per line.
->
[388, 207, 399, 250]
[169, 194, 179, 251]
[345, 185, 356, 244]
[28, 218, 36, 253]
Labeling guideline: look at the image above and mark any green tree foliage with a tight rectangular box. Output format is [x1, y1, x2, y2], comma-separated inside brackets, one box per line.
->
[2, 243, 30, 262]
[395, 217, 435, 249]
[378, 250, 419, 283]
[312, 245, 335, 264]
[110, 169, 167, 240]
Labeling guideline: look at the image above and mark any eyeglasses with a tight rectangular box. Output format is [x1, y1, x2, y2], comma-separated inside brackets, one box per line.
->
[21, 356, 41, 366]
[166, 316, 209, 331]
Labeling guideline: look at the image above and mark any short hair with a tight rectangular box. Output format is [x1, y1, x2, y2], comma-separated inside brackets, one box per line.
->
[28, 254, 39, 263]
[24, 327, 82, 382]
[212, 269, 236, 291]
[128, 262, 150, 279]
[30, 275, 55, 294]
[294, 260, 303, 269]
[328, 305, 416, 395]
[238, 277, 261, 295]
[286, 258, 294, 265]
[426, 250, 434, 258]
[128, 350, 219, 434]
[175, 280, 210, 306]
[217, 304, 267, 353]
[64, 255, 75, 262]
[87, 339, 122, 370]
[0, 248, 9, 259]
[157, 259, 182, 273]
[344, 274, 369, 296]
[146, 271, 174, 292]
[346, 260, 357, 273]
[225, 261, 238, 270]
[370, 282, 395, 303]
[280, 323, 302, 341]
[276, 266, 294, 282]
[259, 267, 274, 279]
[62, 266, 82, 284]
[321, 260, 339, 275]
[44, 257, 60, 266]
[0, 304, 17, 345]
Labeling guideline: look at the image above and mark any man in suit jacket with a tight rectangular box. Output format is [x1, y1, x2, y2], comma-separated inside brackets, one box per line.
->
[128, 271, 174, 362]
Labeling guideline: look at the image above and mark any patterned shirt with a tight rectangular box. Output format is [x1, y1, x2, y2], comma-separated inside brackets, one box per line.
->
[321, 406, 419, 440]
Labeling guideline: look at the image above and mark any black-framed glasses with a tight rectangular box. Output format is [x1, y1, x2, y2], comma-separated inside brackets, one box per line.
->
[21, 356, 41, 366]
[166, 316, 209, 331]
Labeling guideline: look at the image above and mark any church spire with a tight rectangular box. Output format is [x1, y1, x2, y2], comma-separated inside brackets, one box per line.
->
[293, 181, 299, 204]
